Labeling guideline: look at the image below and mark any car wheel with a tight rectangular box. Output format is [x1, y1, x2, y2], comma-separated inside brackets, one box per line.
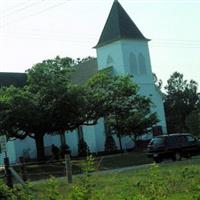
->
[173, 152, 182, 161]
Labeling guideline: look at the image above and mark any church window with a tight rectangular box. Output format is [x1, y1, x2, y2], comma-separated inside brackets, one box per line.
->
[138, 53, 147, 75]
[106, 55, 114, 66]
[129, 52, 138, 75]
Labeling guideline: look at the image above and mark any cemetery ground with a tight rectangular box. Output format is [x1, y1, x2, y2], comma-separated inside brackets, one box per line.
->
[2, 150, 152, 181]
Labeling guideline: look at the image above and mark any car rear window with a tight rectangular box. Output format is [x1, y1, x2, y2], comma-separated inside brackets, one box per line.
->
[150, 137, 164, 145]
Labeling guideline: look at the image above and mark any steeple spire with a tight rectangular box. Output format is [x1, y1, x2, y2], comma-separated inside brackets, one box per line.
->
[95, 0, 149, 48]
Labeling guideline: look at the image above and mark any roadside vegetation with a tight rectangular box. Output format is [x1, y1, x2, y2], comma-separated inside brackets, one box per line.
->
[0, 157, 200, 200]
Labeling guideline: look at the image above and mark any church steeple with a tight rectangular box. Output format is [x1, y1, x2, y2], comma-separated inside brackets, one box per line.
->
[95, 0, 149, 48]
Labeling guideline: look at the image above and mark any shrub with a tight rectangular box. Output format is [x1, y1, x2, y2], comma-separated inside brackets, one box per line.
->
[135, 164, 168, 200]
[40, 177, 64, 200]
[71, 155, 96, 200]
[0, 181, 34, 200]
[0, 181, 15, 200]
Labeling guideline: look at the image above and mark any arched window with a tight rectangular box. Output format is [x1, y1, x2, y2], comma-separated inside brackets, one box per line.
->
[106, 55, 114, 66]
[138, 53, 147, 75]
[129, 52, 138, 75]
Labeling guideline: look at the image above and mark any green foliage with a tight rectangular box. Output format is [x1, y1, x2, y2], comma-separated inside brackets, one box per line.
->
[0, 180, 34, 200]
[26, 56, 75, 93]
[7, 158, 198, 200]
[136, 164, 168, 200]
[39, 177, 65, 200]
[86, 68, 158, 139]
[181, 167, 200, 200]
[0, 180, 15, 200]
[186, 106, 200, 137]
[164, 72, 199, 133]
[76, 56, 95, 64]
[71, 155, 96, 200]
[12, 185, 35, 200]
[153, 73, 163, 90]
[0, 56, 86, 160]
[0, 86, 38, 138]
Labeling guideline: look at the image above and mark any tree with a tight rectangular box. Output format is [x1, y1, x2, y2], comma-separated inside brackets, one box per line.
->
[153, 73, 163, 90]
[0, 56, 86, 160]
[0, 86, 48, 160]
[76, 56, 95, 64]
[186, 104, 200, 137]
[86, 68, 158, 150]
[164, 72, 199, 133]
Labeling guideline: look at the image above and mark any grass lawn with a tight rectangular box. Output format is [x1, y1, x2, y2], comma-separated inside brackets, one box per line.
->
[32, 157, 200, 200]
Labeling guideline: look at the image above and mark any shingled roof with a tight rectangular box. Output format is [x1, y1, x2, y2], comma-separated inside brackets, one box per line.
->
[0, 59, 98, 88]
[71, 58, 98, 85]
[0, 72, 27, 87]
[95, 0, 149, 48]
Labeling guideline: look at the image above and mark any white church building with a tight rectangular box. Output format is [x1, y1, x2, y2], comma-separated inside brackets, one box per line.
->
[0, 0, 167, 164]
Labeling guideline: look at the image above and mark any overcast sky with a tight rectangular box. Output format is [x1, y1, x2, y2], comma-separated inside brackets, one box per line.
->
[0, 0, 200, 87]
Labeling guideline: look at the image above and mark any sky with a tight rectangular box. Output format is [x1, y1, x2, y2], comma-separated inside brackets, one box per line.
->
[0, 0, 200, 88]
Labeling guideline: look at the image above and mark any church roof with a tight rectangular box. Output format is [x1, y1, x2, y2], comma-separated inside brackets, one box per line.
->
[71, 58, 98, 85]
[95, 0, 149, 48]
[0, 72, 27, 87]
[0, 59, 98, 88]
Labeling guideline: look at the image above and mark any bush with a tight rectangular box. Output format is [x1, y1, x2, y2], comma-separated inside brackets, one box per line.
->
[0, 181, 15, 200]
[135, 164, 168, 200]
[0, 181, 34, 200]
[71, 155, 96, 200]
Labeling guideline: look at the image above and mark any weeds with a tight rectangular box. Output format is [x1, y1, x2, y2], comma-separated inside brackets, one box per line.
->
[1, 158, 200, 200]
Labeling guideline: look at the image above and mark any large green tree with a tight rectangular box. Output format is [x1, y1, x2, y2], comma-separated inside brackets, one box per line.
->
[0, 86, 51, 160]
[0, 56, 86, 160]
[164, 72, 199, 133]
[86, 68, 158, 150]
[186, 103, 200, 137]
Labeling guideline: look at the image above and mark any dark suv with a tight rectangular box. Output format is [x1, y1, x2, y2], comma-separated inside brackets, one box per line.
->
[146, 133, 200, 163]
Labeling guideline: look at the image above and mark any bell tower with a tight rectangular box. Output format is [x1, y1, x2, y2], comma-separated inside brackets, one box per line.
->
[95, 0, 167, 133]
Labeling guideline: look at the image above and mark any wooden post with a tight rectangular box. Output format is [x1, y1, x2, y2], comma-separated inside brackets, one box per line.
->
[65, 154, 72, 184]
[4, 157, 13, 188]
[19, 156, 27, 182]
[9, 167, 26, 187]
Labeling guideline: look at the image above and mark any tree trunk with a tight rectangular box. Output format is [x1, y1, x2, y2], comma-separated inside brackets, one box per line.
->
[60, 130, 66, 146]
[35, 134, 45, 161]
[117, 133, 123, 151]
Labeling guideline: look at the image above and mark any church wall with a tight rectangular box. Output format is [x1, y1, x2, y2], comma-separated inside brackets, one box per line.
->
[82, 125, 97, 153]
[96, 41, 125, 74]
[120, 40, 154, 84]
[138, 84, 167, 133]
[96, 39, 167, 135]
[94, 118, 106, 152]
[43, 134, 61, 157]
[14, 137, 37, 161]
[0, 141, 16, 165]
[65, 130, 79, 156]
